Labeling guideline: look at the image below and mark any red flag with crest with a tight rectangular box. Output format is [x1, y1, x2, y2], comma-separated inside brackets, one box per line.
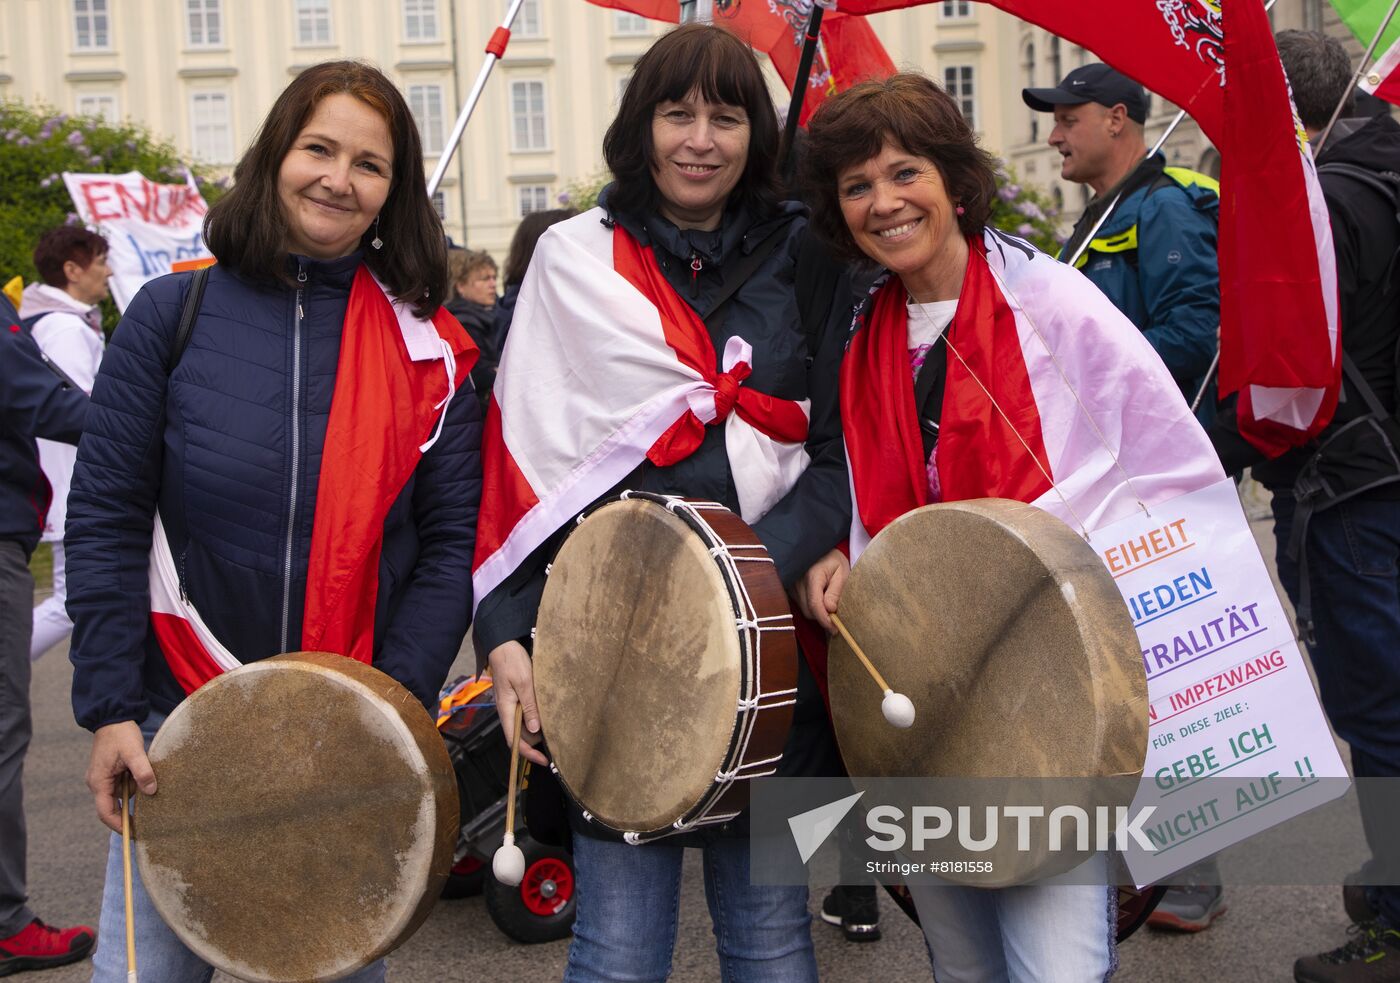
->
[832, 0, 1339, 455]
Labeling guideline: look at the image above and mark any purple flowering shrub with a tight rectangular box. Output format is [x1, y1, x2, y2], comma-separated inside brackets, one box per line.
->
[0, 100, 226, 330]
[988, 163, 1064, 255]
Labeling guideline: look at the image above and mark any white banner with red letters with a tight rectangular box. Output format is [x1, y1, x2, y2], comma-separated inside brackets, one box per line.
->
[63, 170, 213, 311]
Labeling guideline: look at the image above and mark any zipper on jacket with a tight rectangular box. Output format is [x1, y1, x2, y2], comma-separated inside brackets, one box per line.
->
[178, 548, 190, 604]
[689, 252, 703, 300]
[280, 262, 307, 653]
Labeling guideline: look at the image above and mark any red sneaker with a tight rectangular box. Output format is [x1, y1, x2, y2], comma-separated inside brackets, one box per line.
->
[0, 918, 96, 976]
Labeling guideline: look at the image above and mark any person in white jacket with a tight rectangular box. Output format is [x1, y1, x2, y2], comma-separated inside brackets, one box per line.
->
[18, 227, 110, 661]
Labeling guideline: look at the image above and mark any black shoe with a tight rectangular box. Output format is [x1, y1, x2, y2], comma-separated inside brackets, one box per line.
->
[1344, 869, 1380, 925]
[820, 885, 881, 943]
[1294, 919, 1400, 982]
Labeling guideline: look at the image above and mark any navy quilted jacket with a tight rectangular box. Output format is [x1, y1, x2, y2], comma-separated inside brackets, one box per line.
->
[66, 254, 481, 730]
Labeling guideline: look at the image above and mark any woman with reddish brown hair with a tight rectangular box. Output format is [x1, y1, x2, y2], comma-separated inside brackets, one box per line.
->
[67, 61, 480, 982]
[797, 73, 1222, 982]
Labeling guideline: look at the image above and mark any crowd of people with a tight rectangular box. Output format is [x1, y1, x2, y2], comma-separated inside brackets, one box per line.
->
[0, 21, 1395, 983]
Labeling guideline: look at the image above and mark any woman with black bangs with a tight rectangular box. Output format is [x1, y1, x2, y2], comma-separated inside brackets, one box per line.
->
[474, 23, 852, 983]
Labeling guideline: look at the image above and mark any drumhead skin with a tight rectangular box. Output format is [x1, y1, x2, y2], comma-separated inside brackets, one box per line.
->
[830, 500, 1147, 884]
[533, 498, 745, 834]
[134, 652, 458, 983]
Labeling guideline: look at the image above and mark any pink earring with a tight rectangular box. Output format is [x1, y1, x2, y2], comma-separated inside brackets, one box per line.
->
[956, 204, 965, 216]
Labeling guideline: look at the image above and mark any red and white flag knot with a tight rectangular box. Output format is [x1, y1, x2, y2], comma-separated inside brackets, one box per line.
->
[150, 268, 478, 695]
[471, 210, 811, 610]
[834, 0, 1341, 457]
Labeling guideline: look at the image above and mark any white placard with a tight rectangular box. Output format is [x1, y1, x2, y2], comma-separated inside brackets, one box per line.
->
[63, 170, 213, 311]
[1087, 477, 1349, 885]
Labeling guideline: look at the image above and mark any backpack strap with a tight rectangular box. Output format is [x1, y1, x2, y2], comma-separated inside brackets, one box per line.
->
[701, 223, 789, 336]
[169, 265, 211, 374]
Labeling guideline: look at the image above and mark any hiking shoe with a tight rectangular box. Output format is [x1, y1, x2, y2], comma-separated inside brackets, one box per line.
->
[1344, 869, 1380, 925]
[1147, 884, 1227, 932]
[820, 885, 881, 942]
[1294, 920, 1400, 982]
[0, 918, 95, 976]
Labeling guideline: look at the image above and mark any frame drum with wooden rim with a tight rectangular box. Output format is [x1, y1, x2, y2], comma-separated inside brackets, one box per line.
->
[532, 492, 798, 843]
[830, 499, 1147, 885]
[133, 652, 458, 982]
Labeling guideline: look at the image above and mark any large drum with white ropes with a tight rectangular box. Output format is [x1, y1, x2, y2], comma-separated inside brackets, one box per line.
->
[830, 499, 1149, 886]
[134, 651, 459, 982]
[532, 492, 798, 843]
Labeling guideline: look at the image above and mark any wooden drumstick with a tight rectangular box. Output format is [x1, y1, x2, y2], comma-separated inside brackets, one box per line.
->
[830, 613, 916, 729]
[121, 774, 137, 983]
[492, 702, 527, 886]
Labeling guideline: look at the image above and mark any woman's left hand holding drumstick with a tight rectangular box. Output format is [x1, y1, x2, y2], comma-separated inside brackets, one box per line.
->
[488, 640, 549, 767]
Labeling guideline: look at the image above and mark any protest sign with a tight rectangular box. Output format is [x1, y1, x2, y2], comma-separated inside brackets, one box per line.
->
[1090, 478, 1349, 885]
[63, 170, 213, 311]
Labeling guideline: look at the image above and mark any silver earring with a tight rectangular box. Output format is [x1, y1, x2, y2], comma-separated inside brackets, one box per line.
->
[371, 216, 383, 250]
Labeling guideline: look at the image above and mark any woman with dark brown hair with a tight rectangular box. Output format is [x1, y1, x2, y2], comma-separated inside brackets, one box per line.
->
[66, 61, 481, 982]
[796, 73, 1221, 982]
[474, 23, 852, 983]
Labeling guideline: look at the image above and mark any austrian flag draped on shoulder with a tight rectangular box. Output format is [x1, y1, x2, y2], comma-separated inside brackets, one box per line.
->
[835, 0, 1340, 455]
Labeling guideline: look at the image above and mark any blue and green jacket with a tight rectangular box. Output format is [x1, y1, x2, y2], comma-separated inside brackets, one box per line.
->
[1060, 154, 1220, 405]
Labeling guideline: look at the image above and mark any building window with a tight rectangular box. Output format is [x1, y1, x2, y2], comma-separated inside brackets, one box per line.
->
[73, 0, 110, 50]
[515, 0, 542, 38]
[186, 0, 222, 47]
[614, 11, 649, 34]
[1049, 36, 1062, 85]
[295, 0, 333, 45]
[431, 190, 446, 220]
[403, 0, 440, 41]
[943, 65, 976, 131]
[76, 92, 119, 124]
[518, 185, 551, 217]
[408, 84, 446, 156]
[509, 80, 548, 151]
[940, 1, 972, 19]
[190, 91, 234, 163]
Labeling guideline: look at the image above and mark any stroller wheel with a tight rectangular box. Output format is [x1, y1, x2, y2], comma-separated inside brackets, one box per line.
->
[485, 834, 576, 944]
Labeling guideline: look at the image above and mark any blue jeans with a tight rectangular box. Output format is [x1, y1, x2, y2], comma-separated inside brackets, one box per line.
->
[90, 713, 388, 982]
[1272, 493, 1400, 926]
[907, 854, 1116, 983]
[563, 831, 817, 983]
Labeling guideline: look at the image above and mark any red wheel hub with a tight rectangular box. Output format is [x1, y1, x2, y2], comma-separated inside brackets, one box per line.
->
[520, 856, 574, 916]
[450, 856, 484, 877]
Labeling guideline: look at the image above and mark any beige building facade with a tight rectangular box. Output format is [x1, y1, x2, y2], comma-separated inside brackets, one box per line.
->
[0, 0, 1374, 255]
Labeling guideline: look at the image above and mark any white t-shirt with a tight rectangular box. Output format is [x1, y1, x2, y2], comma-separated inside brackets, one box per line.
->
[906, 299, 958, 376]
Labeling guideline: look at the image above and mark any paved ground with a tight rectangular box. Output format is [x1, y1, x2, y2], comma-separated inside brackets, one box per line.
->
[14, 487, 1360, 981]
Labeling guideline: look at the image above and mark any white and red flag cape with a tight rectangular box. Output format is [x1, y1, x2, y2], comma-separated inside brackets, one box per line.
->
[835, 0, 1341, 457]
[471, 210, 811, 609]
[843, 231, 1225, 557]
[150, 268, 476, 694]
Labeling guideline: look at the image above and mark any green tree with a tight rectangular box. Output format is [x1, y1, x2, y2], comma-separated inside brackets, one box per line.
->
[0, 100, 227, 331]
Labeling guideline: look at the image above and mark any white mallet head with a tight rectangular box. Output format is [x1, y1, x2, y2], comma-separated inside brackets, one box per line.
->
[492, 831, 526, 886]
[882, 689, 916, 728]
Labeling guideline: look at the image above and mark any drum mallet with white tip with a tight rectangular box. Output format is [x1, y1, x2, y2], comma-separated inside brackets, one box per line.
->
[492, 702, 528, 886]
[830, 613, 916, 728]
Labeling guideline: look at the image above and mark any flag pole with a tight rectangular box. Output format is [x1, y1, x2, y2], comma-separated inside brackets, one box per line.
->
[1064, 0, 1278, 267]
[779, 2, 828, 182]
[427, 0, 525, 197]
[1315, 0, 1400, 152]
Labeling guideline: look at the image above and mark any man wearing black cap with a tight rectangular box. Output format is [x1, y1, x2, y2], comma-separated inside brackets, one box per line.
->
[1024, 63, 1221, 414]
